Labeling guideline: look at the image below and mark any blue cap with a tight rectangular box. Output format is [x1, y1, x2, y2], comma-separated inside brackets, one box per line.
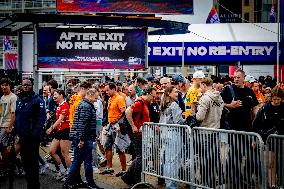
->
[172, 73, 185, 83]
[146, 75, 155, 82]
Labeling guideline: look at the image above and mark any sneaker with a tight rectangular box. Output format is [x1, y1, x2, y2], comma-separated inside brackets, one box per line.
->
[100, 168, 114, 175]
[126, 160, 133, 166]
[40, 163, 49, 175]
[99, 158, 107, 167]
[93, 167, 100, 174]
[115, 171, 126, 177]
[56, 171, 66, 180]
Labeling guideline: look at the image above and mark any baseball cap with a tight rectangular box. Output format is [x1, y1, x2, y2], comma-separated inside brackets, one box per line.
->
[172, 73, 185, 83]
[245, 75, 256, 83]
[193, 70, 205, 79]
[146, 75, 155, 82]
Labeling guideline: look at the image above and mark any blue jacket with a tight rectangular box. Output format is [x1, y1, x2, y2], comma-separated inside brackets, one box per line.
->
[70, 99, 96, 142]
[15, 92, 46, 140]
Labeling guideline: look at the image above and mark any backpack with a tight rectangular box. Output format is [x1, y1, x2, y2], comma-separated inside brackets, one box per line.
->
[220, 85, 235, 130]
[119, 99, 145, 135]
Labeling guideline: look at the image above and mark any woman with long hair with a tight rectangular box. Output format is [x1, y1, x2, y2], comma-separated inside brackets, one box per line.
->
[46, 89, 71, 180]
[159, 86, 186, 189]
[160, 86, 185, 124]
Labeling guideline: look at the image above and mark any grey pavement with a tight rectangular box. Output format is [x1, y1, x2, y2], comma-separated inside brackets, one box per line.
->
[0, 169, 116, 189]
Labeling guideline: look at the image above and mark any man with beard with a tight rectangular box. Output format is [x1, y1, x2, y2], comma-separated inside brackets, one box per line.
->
[14, 78, 46, 189]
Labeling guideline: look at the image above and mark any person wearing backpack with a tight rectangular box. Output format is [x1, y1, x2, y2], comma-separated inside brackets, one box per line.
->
[252, 87, 284, 189]
[221, 69, 259, 132]
[121, 87, 156, 186]
[221, 69, 259, 188]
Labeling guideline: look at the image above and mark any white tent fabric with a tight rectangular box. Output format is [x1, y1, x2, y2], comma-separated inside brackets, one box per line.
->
[149, 23, 278, 42]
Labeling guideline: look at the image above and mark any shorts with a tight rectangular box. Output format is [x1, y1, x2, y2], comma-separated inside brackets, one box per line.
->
[53, 128, 70, 141]
[0, 128, 10, 147]
[103, 127, 121, 153]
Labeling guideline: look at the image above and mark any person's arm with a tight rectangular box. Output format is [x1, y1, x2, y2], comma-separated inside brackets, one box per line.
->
[251, 89, 260, 121]
[224, 99, 242, 109]
[251, 105, 259, 121]
[6, 112, 15, 133]
[46, 114, 65, 134]
[51, 114, 65, 130]
[125, 106, 138, 133]
[6, 95, 17, 133]
[34, 98, 47, 140]
[75, 105, 92, 140]
[171, 103, 186, 124]
[221, 86, 242, 109]
[196, 98, 208, 122]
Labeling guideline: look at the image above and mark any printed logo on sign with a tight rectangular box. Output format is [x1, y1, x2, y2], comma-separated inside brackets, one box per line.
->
[128, 57, 142, 65]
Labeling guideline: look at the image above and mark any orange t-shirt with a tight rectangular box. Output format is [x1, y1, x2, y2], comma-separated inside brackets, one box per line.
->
[108, 93, 126, 123]
[255, 91, 264, 104]
[69, 94, 82, 128]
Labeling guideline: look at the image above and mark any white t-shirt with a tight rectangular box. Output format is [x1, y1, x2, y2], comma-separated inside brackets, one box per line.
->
[94, 99, 103, 120]
[0, 92, 17, 128]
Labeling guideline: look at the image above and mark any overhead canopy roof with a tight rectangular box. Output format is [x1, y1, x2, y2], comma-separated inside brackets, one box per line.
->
[0, 13, 189, 35]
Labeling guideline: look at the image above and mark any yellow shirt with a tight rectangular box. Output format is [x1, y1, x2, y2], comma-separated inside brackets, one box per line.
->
[184, 85, 199, 118]
[108, 93, 126, 123]
[69, 94, 82, 128]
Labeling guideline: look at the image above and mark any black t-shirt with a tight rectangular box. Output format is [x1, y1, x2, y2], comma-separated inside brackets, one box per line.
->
[252, 102, 284, 141]
[149, 102, 160, 123]
[221, 85, 259, 131]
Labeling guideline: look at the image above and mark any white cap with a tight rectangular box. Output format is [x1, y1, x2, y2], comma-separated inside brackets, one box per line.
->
[245, 75, 256, 83]
[193, 70, 205, 79]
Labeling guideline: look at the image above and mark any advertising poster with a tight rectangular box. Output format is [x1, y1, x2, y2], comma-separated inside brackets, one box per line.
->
[38, 28, 146, 69]
[57, 0, 193, 14]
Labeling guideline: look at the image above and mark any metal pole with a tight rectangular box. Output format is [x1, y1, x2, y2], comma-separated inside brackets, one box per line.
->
[145, 27, 149, 74]
[33, 24, 39, 94]
[277, 0, 280, 83]
[181, 42, 187, 77]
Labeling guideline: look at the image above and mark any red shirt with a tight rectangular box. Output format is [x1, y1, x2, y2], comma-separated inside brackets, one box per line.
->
[130, 97, 150, 132]
[55, 101, 70, 131]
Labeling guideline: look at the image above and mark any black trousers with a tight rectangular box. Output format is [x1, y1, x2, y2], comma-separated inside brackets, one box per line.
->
[123, 135, 142, 184]
[19, 137, 40, 189]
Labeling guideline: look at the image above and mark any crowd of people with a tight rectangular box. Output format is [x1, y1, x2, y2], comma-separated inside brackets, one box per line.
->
[0, 69, 283, 189]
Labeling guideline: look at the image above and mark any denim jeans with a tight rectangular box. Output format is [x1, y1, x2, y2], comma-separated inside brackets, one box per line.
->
[161, 128, 182, 189]
[92, 119, 102, 167]
[65, 140, 95, 187]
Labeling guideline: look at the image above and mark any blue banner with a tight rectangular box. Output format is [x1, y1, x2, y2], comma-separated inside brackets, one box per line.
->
[148, 42, 278, 65]
[38, 28, 146, 69]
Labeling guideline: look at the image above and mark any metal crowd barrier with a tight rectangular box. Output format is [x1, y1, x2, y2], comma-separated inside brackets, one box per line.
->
[192, 127, 266, 189]
[266, 135, 284, 189]
[141, 123, 192, 187]
[139, 123, 272, 189]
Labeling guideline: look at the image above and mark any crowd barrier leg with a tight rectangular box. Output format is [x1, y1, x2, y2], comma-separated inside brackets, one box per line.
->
[266, 135, 284, 189]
